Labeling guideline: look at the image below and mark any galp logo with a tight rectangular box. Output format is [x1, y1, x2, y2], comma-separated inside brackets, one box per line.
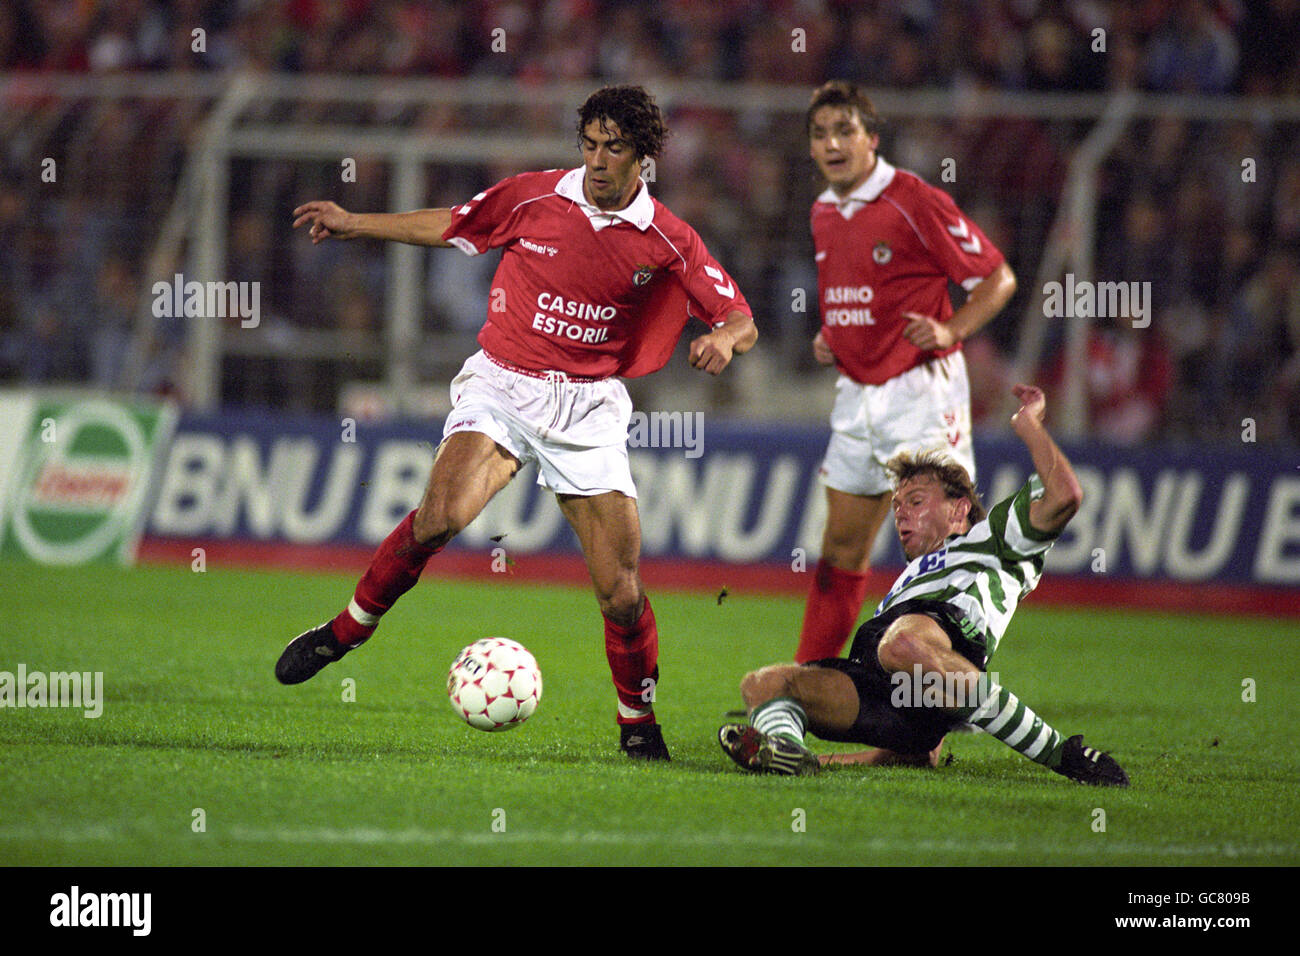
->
[6, 400, 172, 565]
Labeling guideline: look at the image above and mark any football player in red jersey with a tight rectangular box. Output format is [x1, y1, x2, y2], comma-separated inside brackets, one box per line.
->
[280, 86, 756, 760]
[794, 80, 1018, 664]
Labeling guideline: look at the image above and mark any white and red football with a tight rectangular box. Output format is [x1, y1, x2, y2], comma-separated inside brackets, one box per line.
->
[447, 638, 542, 732]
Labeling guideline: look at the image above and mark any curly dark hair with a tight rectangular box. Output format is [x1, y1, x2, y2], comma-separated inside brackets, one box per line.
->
[886, 450, 987, 526]
[576, 85, 668, 160]
[807, 79, 882, 136]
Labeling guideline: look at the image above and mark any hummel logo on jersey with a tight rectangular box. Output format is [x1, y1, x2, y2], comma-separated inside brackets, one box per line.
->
[947, 218, 982, 255]
[703, 264, 734, 298]
[520, 238, 559, 257]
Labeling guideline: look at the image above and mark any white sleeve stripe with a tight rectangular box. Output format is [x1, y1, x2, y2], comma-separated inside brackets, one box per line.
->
[507, 192, 559, 217]
[648, 222, 688, 269]
[450, 190, 558, 254]
[881, 195, 931, 252]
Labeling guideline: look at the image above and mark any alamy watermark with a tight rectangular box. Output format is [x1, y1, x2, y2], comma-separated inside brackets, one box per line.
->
[890, 665, 998, 709]
[1042, 273, 1151, 328]
[50, 886, 150, 936]
[0, 664, 103, 718]
[627, 410, 704, 459]
[152, 272, 260, 328]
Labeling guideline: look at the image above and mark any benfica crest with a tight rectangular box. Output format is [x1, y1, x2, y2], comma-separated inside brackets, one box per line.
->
[633, 264, 656, 286]
[872, 241, 892, 265]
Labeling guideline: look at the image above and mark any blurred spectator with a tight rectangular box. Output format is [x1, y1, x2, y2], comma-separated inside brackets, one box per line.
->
[1024, 17, 1103, 92]
[1271, 158, 1300, 246]
[87, 254, 137, 387]
[965, 334, 1013, 429]
[825, 9, 893, 87]
[1227, 247, 1300, 441]
[1098, 195, 1173, 306]
[1236, 0, 1300, 95]
[1043, 311, 1174, 445]
[1143, 0, 1239, 94]
[1170, 172, 1227, 307]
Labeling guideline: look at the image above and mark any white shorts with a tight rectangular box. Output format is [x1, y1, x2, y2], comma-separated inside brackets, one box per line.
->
[820, 351, 976, 497]
[443, 350, 637, 498]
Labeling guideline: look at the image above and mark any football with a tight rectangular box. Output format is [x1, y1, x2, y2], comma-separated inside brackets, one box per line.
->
[447, 638, 543, 731]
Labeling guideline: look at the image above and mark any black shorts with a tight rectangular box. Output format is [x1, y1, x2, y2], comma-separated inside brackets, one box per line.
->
[804, 599, 987, 755]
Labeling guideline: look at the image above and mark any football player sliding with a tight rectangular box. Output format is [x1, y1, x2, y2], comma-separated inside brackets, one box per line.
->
[282, 85, 757, 761]
[720, 384, 1130, 786]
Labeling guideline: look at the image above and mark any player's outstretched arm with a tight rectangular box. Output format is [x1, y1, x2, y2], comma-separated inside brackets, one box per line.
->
[689, 309, 757, 375]
[292, 201, 455, 247]
[1010, 383, 1083, 535]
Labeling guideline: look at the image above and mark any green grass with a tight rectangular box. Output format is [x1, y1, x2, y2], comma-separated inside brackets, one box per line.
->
[1, 559, 1296, 866]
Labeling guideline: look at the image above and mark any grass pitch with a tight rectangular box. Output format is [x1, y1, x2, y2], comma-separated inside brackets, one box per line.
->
[0, 559, 1296, 868]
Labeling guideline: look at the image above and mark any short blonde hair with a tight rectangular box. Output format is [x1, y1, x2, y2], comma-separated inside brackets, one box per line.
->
[886, 450, 987, 525]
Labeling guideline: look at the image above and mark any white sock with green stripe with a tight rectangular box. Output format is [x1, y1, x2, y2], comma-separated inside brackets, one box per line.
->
[751, 697, 808, 746]
[956, 675, 1064, 767]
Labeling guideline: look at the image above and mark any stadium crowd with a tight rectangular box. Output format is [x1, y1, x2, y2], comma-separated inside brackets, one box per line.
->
[1, 0, 1297, 444]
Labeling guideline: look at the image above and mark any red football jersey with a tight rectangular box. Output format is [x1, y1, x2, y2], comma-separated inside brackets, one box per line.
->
[442, 168, 751, 379]
[811, 156, 1005, 385]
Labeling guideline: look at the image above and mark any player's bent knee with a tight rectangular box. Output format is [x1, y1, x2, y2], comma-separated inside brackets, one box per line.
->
[413, 498, 474, 548]
[740, 665, 797, 709]
[597, 578, 643, 626]
[877, 616, 950, 673]
[820, 531, 871, 571]
[738, 669, 766, 706]
[411, 508, 447, 546]
[877, 630, 927, 674]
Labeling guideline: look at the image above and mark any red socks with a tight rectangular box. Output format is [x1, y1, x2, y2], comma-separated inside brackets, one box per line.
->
[794, 560, 869, 663]
[332, 510, 440, 647]
[333, 514, 663, 726]
[604, 596, 660, 724]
